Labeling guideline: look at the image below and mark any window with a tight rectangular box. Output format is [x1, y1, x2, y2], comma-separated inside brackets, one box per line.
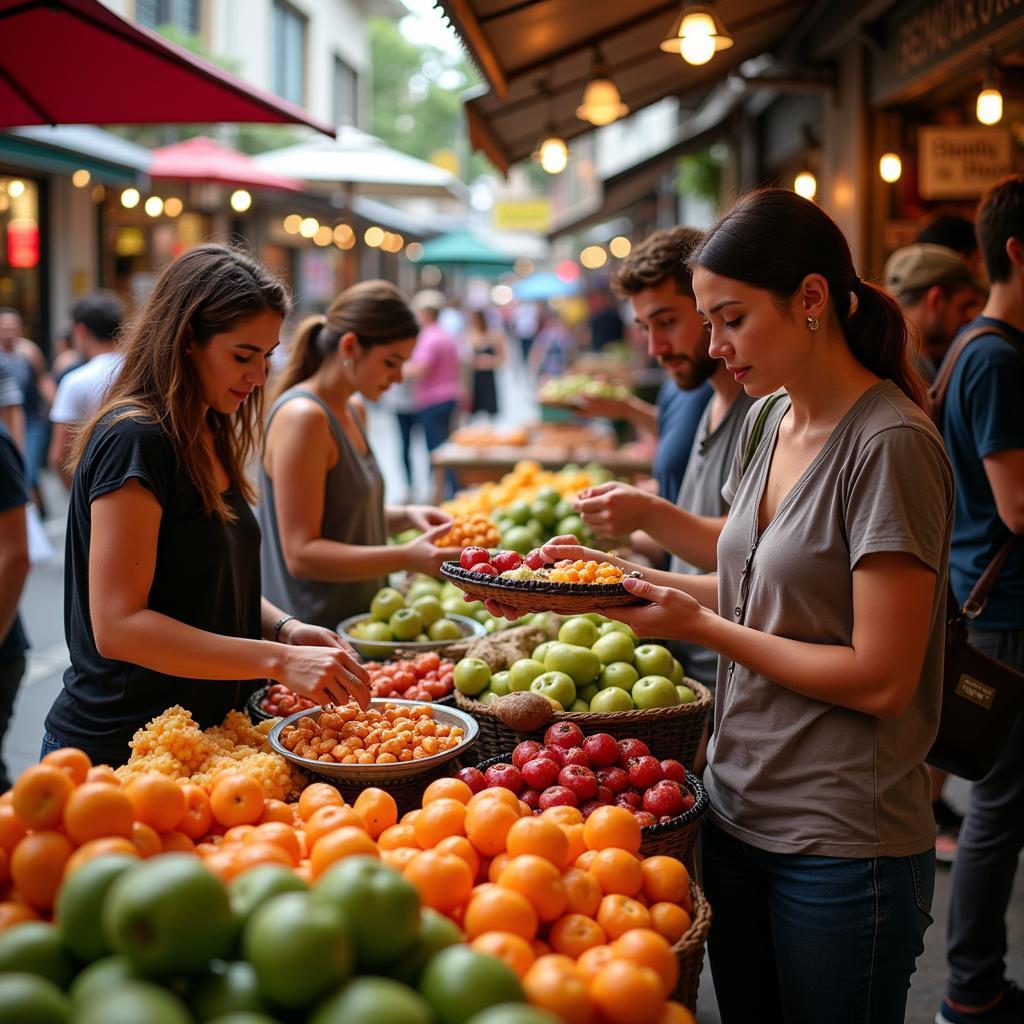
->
[272, 0, 307, 107]
[333, 55, 359, 126]
[135, 0, 201, 34]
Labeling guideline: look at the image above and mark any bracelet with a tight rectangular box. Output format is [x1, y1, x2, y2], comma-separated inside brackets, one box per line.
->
[273, 614, 297, 642]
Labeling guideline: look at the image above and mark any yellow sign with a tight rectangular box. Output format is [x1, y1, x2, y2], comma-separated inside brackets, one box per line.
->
[430, 149, 461, 176]
[493, 199, 553, 232]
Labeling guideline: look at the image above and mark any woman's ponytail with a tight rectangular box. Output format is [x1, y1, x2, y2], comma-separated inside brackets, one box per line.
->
[269, 315, 330, 402]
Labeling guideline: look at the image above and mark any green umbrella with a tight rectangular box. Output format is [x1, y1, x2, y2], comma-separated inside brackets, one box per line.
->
[413, 230, 516, 271]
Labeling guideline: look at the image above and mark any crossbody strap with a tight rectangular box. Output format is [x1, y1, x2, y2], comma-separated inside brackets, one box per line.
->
[740, 394, 785, 476]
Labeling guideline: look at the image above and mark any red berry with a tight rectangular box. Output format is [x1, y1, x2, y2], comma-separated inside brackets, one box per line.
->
[538, 745, 567, 766]
[471, 562, 499, 576]
[545, 723, 585, 749]
[595, 785, 614, 805]
[627, 756, 663, 790]
[512, 740, 544, 770]
[615, 790, 643, 810]
[522, 757, 560, 790]
[484, 763, 524, 794]
[525, 548, 547, 571]
[583, 733, 620, 768]
[643, 779, 694, 818]
[660, 759, 686, 783]
[634, 810, 658, 828]
[491, 550, 523, 573]
[558, 764, 598, 802]
[561, 746, 590, 768]
[618, 738, 650, 763]
[460, 546, 492, 570]
[539, 786, 578, 809]
[580, 800, 604, 819]
[455, 767, 487, 794]
[521, 788, 542, 811]
[596, 767, 630, 794]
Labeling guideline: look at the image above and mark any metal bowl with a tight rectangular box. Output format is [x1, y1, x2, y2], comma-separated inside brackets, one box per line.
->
[267, 698, 480, 783]
[337, 611, 485, 660]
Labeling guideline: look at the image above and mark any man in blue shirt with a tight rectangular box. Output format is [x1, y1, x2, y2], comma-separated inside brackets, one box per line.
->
[937, 177, 1024, 1024]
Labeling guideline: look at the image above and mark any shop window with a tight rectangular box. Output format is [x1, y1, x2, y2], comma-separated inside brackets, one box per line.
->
[136, 0, 201, 35]
[0, 177, 41, 343]
[333, 55, 359, 127]
[272, 0, 307, 107]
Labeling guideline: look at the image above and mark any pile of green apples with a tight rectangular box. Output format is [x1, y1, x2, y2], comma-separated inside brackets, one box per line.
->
[539, 374, 631, 404]
[349, 583, 466, 645]
[492, 481, 605, 556]
[454, 615, 697, 712]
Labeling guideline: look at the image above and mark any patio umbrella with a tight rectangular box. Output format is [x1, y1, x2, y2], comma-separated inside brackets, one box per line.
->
[413, 230, 516, 269]
[0, 0, 334, 135]
[513, 271, 582, 301]
[149, 137, 303, 192]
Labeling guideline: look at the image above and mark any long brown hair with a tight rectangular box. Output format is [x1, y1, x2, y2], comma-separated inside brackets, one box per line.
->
[691, 189, 928, 409]
[72, 244, 291, 520]
[270, 279, 418, 401]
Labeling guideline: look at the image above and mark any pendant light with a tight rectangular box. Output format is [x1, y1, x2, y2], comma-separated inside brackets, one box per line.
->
[660, 2, 734, 67]
[977, 49, 1003, 125]
[533, 81, 569, 174]
[576, 53, 629, 126]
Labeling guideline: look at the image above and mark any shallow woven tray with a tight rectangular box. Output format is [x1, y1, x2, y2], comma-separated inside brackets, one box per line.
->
[673, 880, 712, 1011]
[440, 561, 645, 614]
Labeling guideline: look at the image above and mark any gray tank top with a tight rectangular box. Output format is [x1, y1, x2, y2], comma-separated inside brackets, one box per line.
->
[258, 388, 387, 630]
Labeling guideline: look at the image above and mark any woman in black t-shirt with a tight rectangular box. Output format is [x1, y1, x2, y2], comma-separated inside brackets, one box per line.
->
[44, 245, 369, 767]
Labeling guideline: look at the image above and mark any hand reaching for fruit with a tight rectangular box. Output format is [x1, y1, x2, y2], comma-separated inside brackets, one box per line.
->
[402, 521, 464, 577]
[403, 504, 453, 533]
[604, 576, 709, 641]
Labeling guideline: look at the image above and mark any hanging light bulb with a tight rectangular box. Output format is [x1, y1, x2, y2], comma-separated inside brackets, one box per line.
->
[537, 135, 568, 174]
[577, 56, 628, 126]
[879, 152, 902, 183]
[977, 50, 1003, 125]
[793, 171, 817, 200]
[660, 3, 733, 67]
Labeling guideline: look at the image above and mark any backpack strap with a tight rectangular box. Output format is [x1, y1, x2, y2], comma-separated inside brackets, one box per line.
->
[929, 324, 1016, 426]
[740, 394, 785, 476]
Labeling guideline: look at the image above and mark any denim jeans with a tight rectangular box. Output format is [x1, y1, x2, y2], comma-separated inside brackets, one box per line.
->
[702, 817, 935, 1024]
[39, 729, 65, 760]
[417, 399, 457, 498]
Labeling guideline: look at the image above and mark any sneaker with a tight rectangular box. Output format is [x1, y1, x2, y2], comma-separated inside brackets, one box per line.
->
[936, 828, 959, 865]
[934, 797, 964, 832]
[937, 981, 1024, 1023]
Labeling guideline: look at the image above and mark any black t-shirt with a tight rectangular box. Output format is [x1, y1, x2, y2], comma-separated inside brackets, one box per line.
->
[0, 424, 28, 662]
[46, 414, 263, 765]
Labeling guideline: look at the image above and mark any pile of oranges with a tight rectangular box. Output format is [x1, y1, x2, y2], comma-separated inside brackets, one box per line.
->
[444, 460, 605, 520]
[549, 559, 626, 585]
[435, 513, 501, 549]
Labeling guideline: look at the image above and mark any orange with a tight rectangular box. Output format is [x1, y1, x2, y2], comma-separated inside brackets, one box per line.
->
[575, 849, 599, 872]
[498, 855, 568, 922]
[210, 774, 264, 828]
[597, 894, 652, 940]
[0, 847, 7, 886]
[160, 830, 196, 854]
[465, 799, 519, 857]
[413, 798, 467, 849]
[130, 821, 163, 858]
[561, 823, 587, 864]
[523, 954, 592, 1024]
[641, 856, 690, 904]
[305, 805, 365, 848]
[658, 1002, 698, 1024]
[649, 902, 691, 944]
[468, 787, 521, 814]
[10, 830, 73, 910]
[435, 835, 481, 879]
[124, 773, 187, 832]
[422, 777, 473, 805]
[464, 883, 538, 940]
[612, 928, 678, 998]
[400, 808, 421, 827]
[589, 958, 664, 1024]
[178, 784, 214, 840]
[258, 799, 294, 825]
[590, 847, 644, 897]
[202, 848, 244, 883]
[380, 847, 420, 873]
[532, 938, 553, 958]
[65, 837, 139, 876]
[487, 852, 512, 883]
[563, 866, 602, 917]
[549, 913, 607, 959]
[12, 764, 74, 830]
[84, 765, 120, 786]
[63, 782, 134, 844]
[231, 840, 294, 875]
[403, 850, 473, 913]
[506, 817, 569, 868]
[583, 805, 642, 854]
[249, 822, 302, 866]
[298, 782, 345, 821]
[310, 826, 378, 878]
[353, 788, 398, 839]
[378, 822, 420, 851]
[576, 942, 616, 981]
[541, 804, 584, 827]
[471, 931, 536, 979]
[223, 824, 258, 844]
[0, 805, 27, 853]
[0, 901, 39, 931]
[41, 747, 91, 786]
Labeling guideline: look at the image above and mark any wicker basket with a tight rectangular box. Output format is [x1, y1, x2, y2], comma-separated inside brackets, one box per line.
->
[673, 880, 712, 1011]
[455, 680, 712, 768]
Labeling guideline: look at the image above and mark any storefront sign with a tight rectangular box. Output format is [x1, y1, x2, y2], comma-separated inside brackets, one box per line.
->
[493, 199, 553, 232]
[6, 219, 39, 269]
[918, 125, 1013, 197]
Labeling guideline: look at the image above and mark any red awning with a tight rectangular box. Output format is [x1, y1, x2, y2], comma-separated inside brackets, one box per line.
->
[149, 136, 303, 191]
[0, 0, 335, 136]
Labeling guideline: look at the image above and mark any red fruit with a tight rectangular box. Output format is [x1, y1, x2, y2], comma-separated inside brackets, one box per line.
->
[615, 791, 643, 811]
[521, 788, 542, 811]
[460, 546, 491, 570]
[471, 562, 499, 576]
[580, 801, 604, 819]
[485, 763, 524, 794]
[618, 738, 650, 763]
[522, 757, 560, 790]
[634, 810, 658, 828]
[456, 767, 487, 794]
[659, 815, 673, 825]
[595, 785, 613, 805]
[558, 764, 598, 802]
[660, 759, 686, 783]
[643, 780, 694, 818]
[596, 767, 630, 794]
[627, 756, 663, 790]
[561, 747, 590, 768]
[525, 548, 547, 571]
[545, 723, 585, 750]
[512, 741, 544, 770]
[491, 550, 523, 573]
[582, 733, 620, 768]
[538, 745, 567, 766]
[539, 786, 578, 809]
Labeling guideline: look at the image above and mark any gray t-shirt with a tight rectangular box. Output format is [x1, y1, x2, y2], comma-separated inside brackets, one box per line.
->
[669, 391, 755, 687]
[705, 381, 953, 858]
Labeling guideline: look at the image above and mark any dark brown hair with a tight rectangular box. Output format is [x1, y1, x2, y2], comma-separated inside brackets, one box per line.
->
[611, 227, 704, 300]
[976, 175, 1024, 284]
[271, 280, 418, 400]
[72, 244, 291, 519]
[692, 189, 928, 409]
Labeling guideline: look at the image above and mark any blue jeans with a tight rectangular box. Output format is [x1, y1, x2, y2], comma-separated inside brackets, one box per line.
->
[702, 817, 935, 1024]
[39, 730, 65, 760]
[417, 399, 457, 498]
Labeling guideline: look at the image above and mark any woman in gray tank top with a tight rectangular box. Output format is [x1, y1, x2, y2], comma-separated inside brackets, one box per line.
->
[258, 281, 461, 631]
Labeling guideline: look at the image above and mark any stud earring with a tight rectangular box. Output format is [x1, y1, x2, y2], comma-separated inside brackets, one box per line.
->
[343, 358, 354, 368]
[806, 316, 820, 331]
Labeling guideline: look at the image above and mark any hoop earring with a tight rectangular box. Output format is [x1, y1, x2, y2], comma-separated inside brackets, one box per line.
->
[806, 316, 820, 332]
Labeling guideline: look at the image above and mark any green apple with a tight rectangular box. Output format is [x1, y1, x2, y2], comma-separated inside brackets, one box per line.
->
[407, 580, 442, 602]
[530, 500, 558, 528]
[411, 595, 443, 626]
[478, 691, 496, 706]
[676, 684, 697, 704]
[530, 671, 576, 709]
[632, 675, 680, 710]
[428, 618, 462, 641]
[599, 662, 638, 691]
[671, 658, 684, 684]
[360, 620, 393, 642]
[578, 683, 599, 703]
[590, 687, 634, 712]
[633, 644, 675, 679]
[582, 613, 607, 624]
[532, 642, 555, 664]
[570, 699, 590, 712]
[454, 658, 491, 696]
[556, 514, 587, 538]
[473, 609, 490, 624]
[536, 485, 562, 507]
[490, 671, 511, 697]
[506, 500, 532, 526]
[463, 599, 485, 616]
[599, 620, 637, 640]
[558, 617, 599, 648]
[415, 634, 429, 642]
[370, 588, 405, 623]
[390, 608, 423, 642]
[554, 500, 575, 521]
[441, 597, 466, 617]
[544, 642, 600, 687]
[508, 659, 546, 692]
[591, 631, 634, 665]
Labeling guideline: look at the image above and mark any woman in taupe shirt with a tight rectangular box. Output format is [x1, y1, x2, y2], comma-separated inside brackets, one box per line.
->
[486, 190, 953, 1023]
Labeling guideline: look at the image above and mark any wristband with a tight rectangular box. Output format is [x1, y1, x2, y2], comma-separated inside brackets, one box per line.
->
[273, 614, 297, 642]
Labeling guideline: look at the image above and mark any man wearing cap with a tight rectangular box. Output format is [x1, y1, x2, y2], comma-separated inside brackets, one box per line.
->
[884, 243, 984, 383]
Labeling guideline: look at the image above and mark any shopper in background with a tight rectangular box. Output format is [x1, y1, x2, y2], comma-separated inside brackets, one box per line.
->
[259, 280, 458, 631]
[529, 307, 577, 380]
[0, 360, 23, 452]
[936, 176, 1024, 1024]
[49, 290, 125, 488]
[512, 300, 540, 364]
[584, 285, 624, 351]
[466, 308, 506, 418]
[917, 212, 984, 280]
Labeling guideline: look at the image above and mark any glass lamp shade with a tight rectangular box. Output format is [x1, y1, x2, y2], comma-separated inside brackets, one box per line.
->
[660, 5, 734, 65]
[576, 77, 629, 125]
[537, 136, 568, 174]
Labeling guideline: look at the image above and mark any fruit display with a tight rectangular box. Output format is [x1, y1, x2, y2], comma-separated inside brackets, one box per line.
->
[277, 701, 466, 766]
[259, 683, 319, 718]
[451, 424, 531, 447]
[539, 373, 632, 406]
[363, 653, 456, 702]
[435, 514, 501, 549]
[455, 547, 628, 587]
[347, 585, 468, 645]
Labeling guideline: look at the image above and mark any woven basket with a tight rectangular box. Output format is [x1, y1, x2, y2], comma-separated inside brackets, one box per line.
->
[455, 680, 712, 768]
[673, 880, 712, 1011]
